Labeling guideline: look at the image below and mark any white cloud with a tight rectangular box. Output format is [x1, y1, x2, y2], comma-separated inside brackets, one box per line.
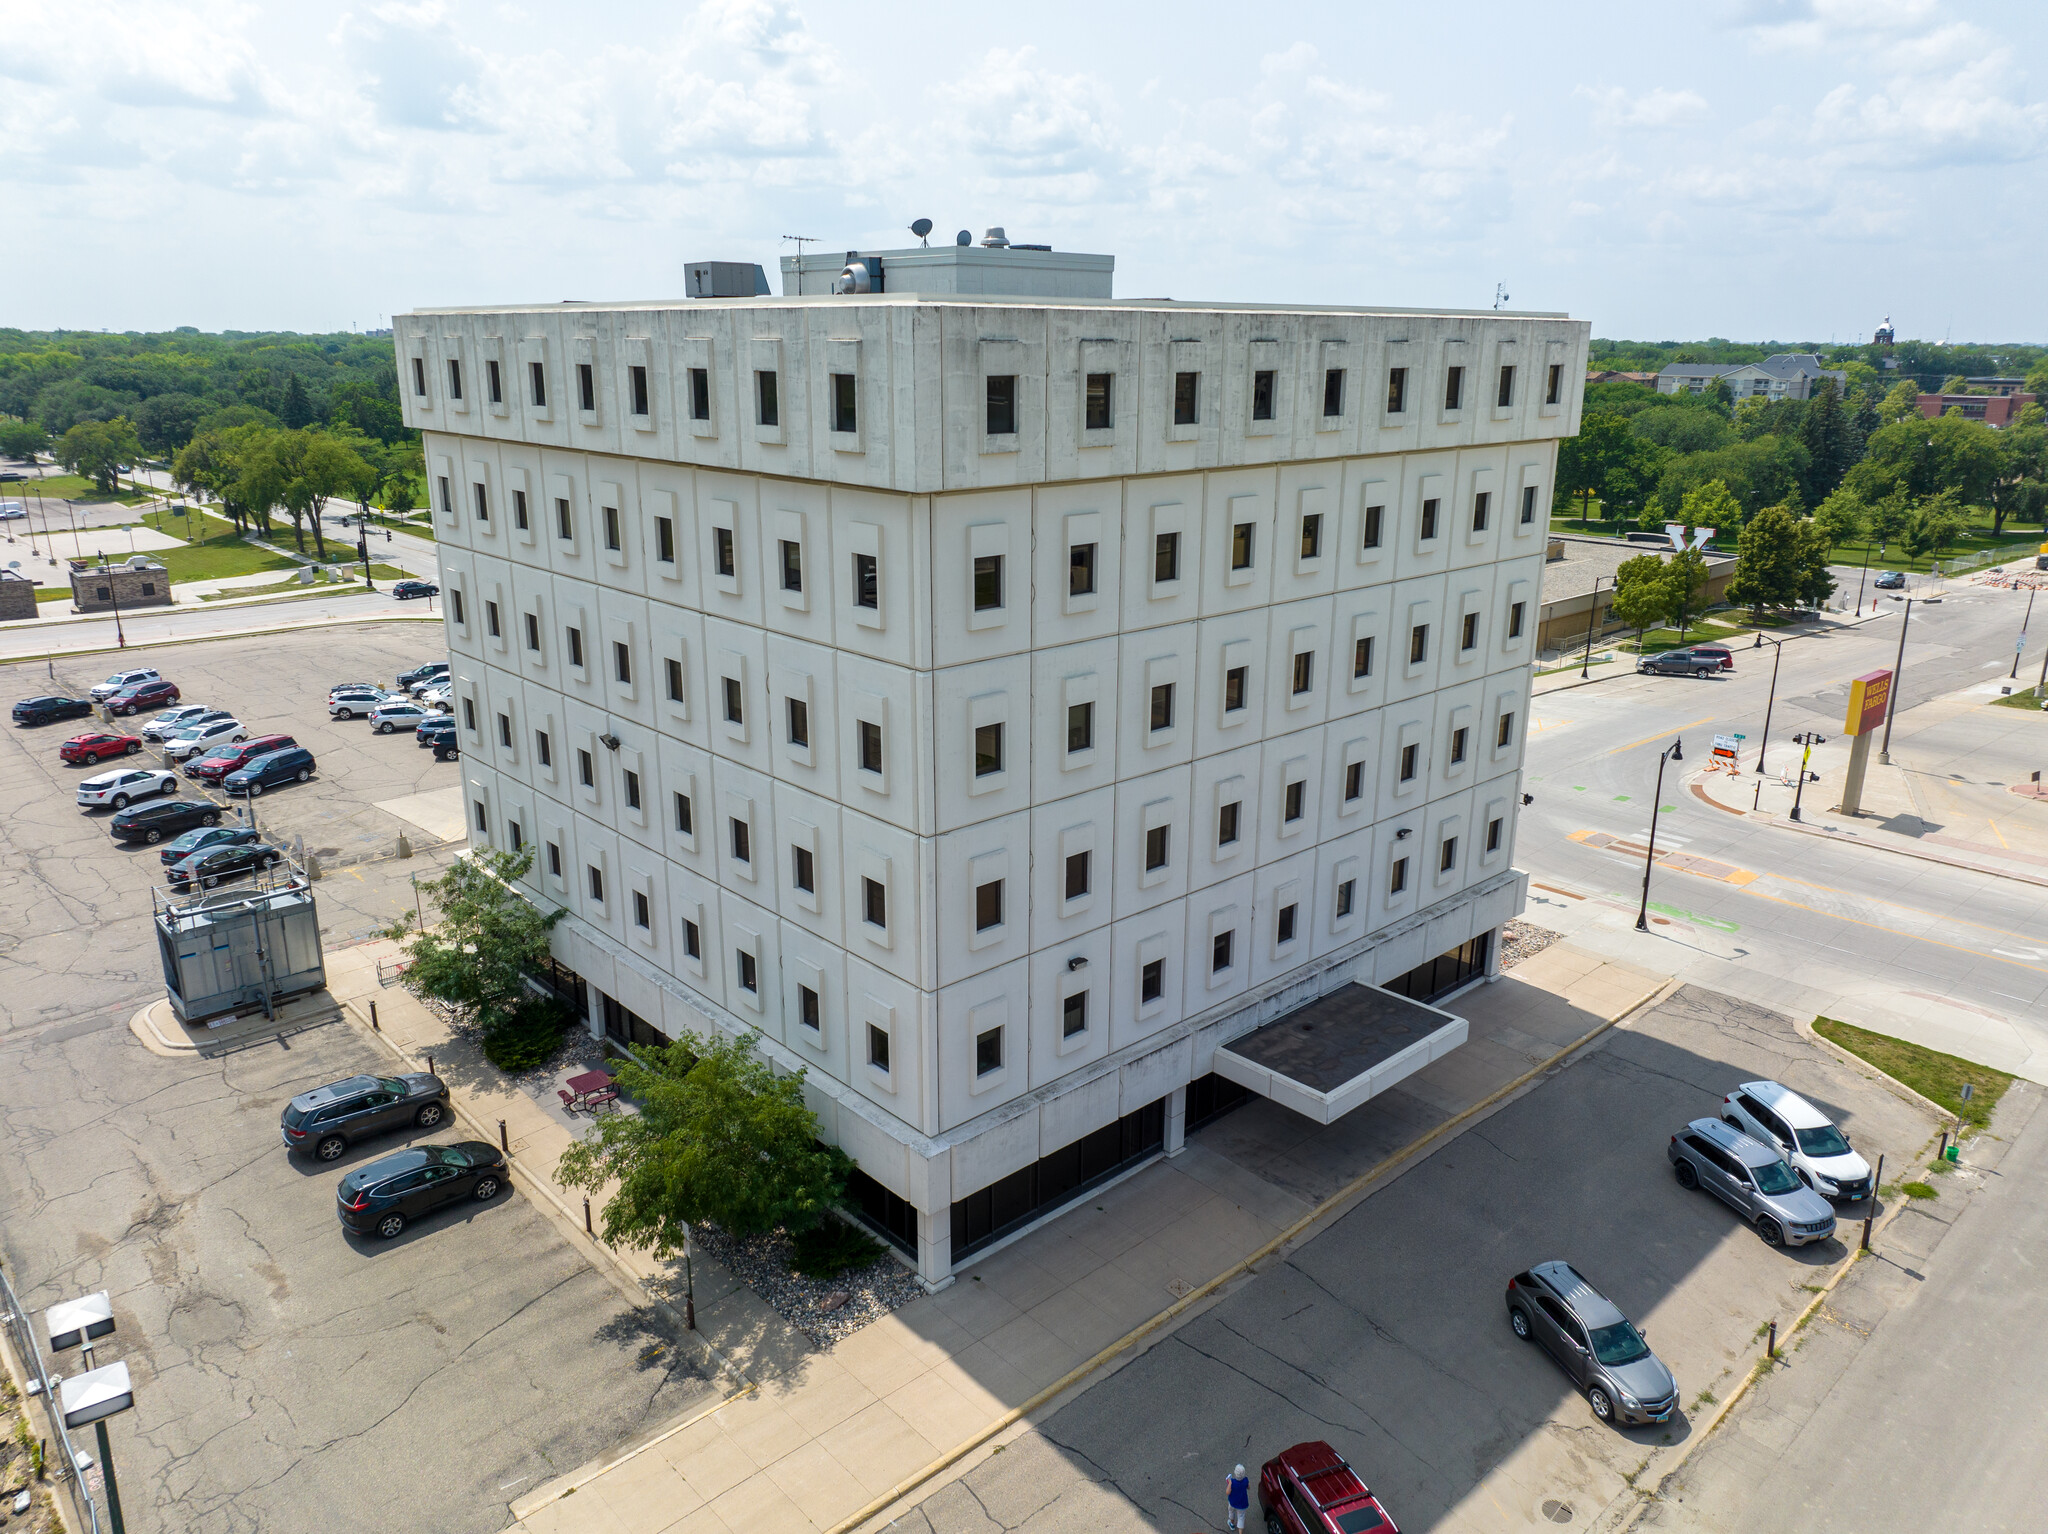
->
[1579, 86, 1712, 129]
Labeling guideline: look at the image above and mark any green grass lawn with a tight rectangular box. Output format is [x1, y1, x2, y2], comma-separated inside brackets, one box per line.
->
[1831, 513, 2046, 575]
[26, 473, 154, 505]
[1620, 609, 1795, 653]
[35, 586, 70, 603]
[1813, 1017, 2014, 1134]
[1993, 685, 2048, 711]
[134, 509, 303, 583]
[142, 506, 240, 543]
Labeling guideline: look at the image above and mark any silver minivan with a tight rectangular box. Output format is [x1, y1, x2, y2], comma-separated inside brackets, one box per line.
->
[1668, 1118, 1837, 1247]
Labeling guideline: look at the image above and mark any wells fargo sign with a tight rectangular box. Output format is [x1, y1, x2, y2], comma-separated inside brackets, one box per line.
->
[1844, 670, 1892, 736]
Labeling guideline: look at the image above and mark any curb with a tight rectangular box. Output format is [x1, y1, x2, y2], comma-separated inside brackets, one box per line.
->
[508, 1384, 757, 1521]
[829, 971, 1683, 1534]
[1794, 1016, 1961, 1127]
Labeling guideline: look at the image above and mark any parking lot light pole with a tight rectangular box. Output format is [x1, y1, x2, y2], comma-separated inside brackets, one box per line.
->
[1580, 574, 1609, 679]
[1879, 598, 1914, 765]
[357, 530, 375, 592]
[96, 555, 126, 650]
[2009, 585, 2036, 681]
[1753, 635, 1784, 775]
[1635, 737, 1683, 932]
[48, 1291, 129, 1534]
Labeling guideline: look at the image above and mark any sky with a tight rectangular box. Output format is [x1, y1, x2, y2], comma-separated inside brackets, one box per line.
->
[3, 0, 2044, 342]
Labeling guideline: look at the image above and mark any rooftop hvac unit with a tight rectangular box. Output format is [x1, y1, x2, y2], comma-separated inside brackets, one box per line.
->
[685, 261, 771, 298]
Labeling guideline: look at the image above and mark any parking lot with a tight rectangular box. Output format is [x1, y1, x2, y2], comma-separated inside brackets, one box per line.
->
[907, 986, 1939, 1534]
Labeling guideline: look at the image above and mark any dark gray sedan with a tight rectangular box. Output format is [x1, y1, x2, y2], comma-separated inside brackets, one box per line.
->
[280, 1072, 450, 1161]
[1506, 1261, 1678, 1426]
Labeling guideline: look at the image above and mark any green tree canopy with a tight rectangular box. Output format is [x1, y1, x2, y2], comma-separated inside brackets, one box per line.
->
[1798, 378, 1853, 504]
[56, 416, 141, 492]
[1866, 489, 1911, 552]
[556, 1029, 854, 1257]
[1666, 544, 1710, 637]
[1726, 500, 1802, 615]
[0, 418, 44, 461]
[1556, 411, 1634, 523]
[1810, 487, 1865, 554]
[1630, 403, 1733, 455]
[1903, 489, 1968, 561]
[1877, 380, 1921, 425]
[1988, 417, 2048, 533]
[383, 845, 565, 1031]
[1609, 553, 1675, 643]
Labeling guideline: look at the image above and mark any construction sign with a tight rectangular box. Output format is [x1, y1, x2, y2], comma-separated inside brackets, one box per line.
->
[1711, 733, 1741, 761]
[1844, 670, 1892, 736]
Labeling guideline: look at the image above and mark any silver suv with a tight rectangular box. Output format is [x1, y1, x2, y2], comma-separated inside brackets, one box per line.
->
[1505, 1262, 1678, 1426]
[1668, 1118, 1837, 1246]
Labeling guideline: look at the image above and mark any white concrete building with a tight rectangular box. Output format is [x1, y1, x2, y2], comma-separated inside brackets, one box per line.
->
[395, 242, 1589, 1286]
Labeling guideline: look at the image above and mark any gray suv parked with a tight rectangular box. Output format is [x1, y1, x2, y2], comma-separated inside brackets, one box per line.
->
[1505, 1261, 1678, 1426]
[1668, 1117, 1837, 1246]
[280, 1073, 450, 1160]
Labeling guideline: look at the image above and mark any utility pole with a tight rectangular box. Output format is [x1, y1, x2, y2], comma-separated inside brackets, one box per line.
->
[2010, 585, 2036, 681]
[1635, 738, 1684, 932]
[1580, 575, 1608, 678]
[1879, 598, 1913, 765]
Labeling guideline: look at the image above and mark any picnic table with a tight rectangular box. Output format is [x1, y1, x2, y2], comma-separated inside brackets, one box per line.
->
[562, 1069, 618, 1113]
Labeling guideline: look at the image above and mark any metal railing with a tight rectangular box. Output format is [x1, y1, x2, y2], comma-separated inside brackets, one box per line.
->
[0, 1261, 105, 1534]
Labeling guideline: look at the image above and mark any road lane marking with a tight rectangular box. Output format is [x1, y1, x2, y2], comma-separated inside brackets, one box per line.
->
[1605, 716, 1716, 756]
[1760, 872, 2048, 947]
[1739, 888, 2048, 978]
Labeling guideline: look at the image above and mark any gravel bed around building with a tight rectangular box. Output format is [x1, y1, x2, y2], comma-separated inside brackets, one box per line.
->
[1499, 917, 1564, 970]
[686, 1221, 925, 1346]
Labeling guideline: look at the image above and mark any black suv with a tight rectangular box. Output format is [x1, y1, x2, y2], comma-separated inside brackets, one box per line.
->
[13, 696, 94, 726]
[337, 1142, 507, 1240]
[397, 660, 448, 690]
[110, 798, 224, 844]
[280, 1072, 450, 1160]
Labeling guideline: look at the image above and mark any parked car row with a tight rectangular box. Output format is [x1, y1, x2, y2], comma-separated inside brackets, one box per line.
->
[329, 667, 459, 759]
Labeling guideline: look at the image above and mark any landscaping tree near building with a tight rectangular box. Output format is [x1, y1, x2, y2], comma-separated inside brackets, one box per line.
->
[56, 416, 141, 493]
[1610, 554, 1675, 647]
[382, 845, 564, 1035]
[1795, 519, 1838, 608]
[0, 418, 46, 460]
[1988, 413, 2048, 533]
[1877, 380, 1920, 425]
[1726, 500, 1802, 616]
[1866, 488, 1911, 553]
[556, 1029, 855, 1259]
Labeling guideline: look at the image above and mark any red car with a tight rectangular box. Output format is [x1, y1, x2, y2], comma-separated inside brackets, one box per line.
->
[108, 679, 180, 716]
[188, 732, 295, 784]
[1260, 1442, 1397, 1534]
[1687, 643, 1734, 671]
[60, 731, 143, 765]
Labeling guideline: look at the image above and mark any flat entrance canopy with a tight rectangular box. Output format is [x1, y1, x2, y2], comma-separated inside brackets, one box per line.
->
[1212, 983, 1470, 1124]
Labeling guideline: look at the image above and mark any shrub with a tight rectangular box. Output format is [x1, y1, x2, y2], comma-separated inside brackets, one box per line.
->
[789, 1216, 887, 1279]
[482, 993, 573, 1072]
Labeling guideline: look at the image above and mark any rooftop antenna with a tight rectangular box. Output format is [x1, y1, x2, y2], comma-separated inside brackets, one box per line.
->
[910, 218, 933, 247]
[1493, 282, 1510, 311]
[782, 234, 819, 264]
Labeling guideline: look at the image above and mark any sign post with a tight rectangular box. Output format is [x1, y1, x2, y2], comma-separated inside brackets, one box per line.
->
[1837, 669, 1892, 817]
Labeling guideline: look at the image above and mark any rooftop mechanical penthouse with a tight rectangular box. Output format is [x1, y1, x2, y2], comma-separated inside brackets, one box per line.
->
[396, 238, 1589, 1286]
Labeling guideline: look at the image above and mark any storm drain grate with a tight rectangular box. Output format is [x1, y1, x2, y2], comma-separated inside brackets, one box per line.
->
[1540, 1501, 1574, 1525]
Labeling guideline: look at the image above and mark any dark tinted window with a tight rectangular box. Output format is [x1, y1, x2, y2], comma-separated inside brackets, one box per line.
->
[1335, 1507, 1387, 1534]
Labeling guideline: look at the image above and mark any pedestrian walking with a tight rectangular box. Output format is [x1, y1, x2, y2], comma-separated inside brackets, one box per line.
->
[1224, 1464, 1250, 1531]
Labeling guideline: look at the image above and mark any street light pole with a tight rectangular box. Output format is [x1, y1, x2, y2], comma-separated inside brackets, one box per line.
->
[93, 1417, 128, 1534]
[1635, 737, 1684, 932]
[1580, 574, 1608, 678]
[1753, 634, 1784, 775]
[2010, 585, 2036, 681]
[1854, 540, 1881, 614]
[97, 555, 126, 650]
[1879, 598, 1913, 766]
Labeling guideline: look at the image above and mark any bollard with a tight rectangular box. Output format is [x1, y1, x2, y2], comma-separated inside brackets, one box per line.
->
[369, 1000, 379, 1032]
[425, 1053, 434, 1077]
[1938, 1129, 1949, 1161]
[1767, 1320, 1776, 1360]
[498, 1118, 508, 1152]
[583, 1196, 594, 1236]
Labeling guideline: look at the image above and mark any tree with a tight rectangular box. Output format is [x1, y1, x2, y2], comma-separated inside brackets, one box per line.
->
[1555, 411, 1633, 525]
[556, 1029, 854, 1260]
[1798, 378, 1852, 504]
[1794, 520, 1838, 608]
[1810, 487, 1865, 555]
[2025, 360, 2048, 401]
[0, 418, 44, 461]
[1726, 500, 1802, 616]
[1703, 377, 1735, 415]
[1989, 418, 2048, 532]
[135, 391, 209, 456]
[1866, 489, 1911, 553]
[1877, 380, 1921, 425]
[382, 845, 565, 1033]
[1903, 490, 1968, 562]
[262, 427, 376, 557]
[382, 468, 418, 517]
[1939, 374, 1968, 395]
[279, 372, 314, 429]
[1609, 554, 1675, 647]
[1666, 545, 1710, 638]
[56, 416, 141, 493]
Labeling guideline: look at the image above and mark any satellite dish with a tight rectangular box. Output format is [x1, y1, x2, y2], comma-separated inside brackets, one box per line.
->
[910, 218, 933, 246]
[955, 229, 972, 246]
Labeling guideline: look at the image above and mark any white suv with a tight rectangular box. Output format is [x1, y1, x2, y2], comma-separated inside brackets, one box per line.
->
[77, 766, 178, 809]
[144, 706, 230, 742]
[165, 718, 248, 760]
[91, 668, 161, 702]
[1722, 1081, 1873, 1202]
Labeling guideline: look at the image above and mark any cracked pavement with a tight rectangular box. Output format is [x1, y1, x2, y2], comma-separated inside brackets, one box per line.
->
[904, 986, 1940, 1533]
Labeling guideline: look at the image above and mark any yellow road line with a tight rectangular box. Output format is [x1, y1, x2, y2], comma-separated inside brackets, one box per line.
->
[1761, 871, 2048, 947]
[1606, 716, 1716, 756]
[1988, 817, 2010, 849]
[1739, 887, 2048, 979]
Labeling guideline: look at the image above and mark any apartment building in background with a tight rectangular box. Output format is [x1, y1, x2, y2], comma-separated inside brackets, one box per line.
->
[395, 240, 1590, 1286]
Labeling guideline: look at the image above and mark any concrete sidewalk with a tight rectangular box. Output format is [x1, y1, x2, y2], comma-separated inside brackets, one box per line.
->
[1532, 601, 1901, 699]
[314, 939, 1667, 1534]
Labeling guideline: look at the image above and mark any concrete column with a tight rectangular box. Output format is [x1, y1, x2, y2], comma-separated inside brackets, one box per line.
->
[1164, 1085, 1188, 1157]
[917, 1220, 954, 1292]
[1837, 731, 1874, 818]
[585, 985, 605, 1040]
[1484, 924, 1506, 983]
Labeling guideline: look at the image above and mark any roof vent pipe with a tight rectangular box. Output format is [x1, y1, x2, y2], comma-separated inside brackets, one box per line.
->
[981, 227, 1009, 248]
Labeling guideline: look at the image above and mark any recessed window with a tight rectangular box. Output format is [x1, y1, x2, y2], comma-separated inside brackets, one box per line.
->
[603, 504, 621, 551]
[473, 482, 489, 522]
[831, 372, 857, 434]
[1230, 521, 1254, 571]
[566, 623, 585, 670]
[1451, 726, 1469, 764]
[473, 797, 488, 833]
[682, 918, 701, 959]
[1300, 513, 1322, 560]
[1141, 959, 1164, 1003]
[853, 552, 878, 609]
[1546, 363, 1564, 405]
[461, 696, 476, 731]
[630, 364, 649, 417]
[1173, 371, 1199, 426]
[714, 527, 735, 577]
[632, 889, 650, 929]
[487, 359, 503, 404]
[1145, 824, 1169, 872]
[1471, 492, 1490, 533]
[787, 697, 809, 748]
[1066, 701, 1094, 753]
[1069, 541, 1096, 597]
[1461, 612, 1479, 651]
[1497, 712, 1515, 748]
[1444, 366, 1464, 411]
[1336, 879, 1356, 917]
[525, 612, 541, 651]
[1509, 601, 1526, 639]
[1224, 665, 1247, 713]
[1488, 816, 1505, 853]
[1520, 485, 1538, 525]
[1211, 930, 1234, 974]
[1149, 682, 1174, 733]
[529, 361, 547, 407]
[1085, 372, 1113, 430]
[614, 640, 632, 684]
[1385, 366, 1408, 414]
[1064, 850, 1090, 901]
[1409, 624, 1428, 665]
[974, 722, 1004, 777]
[1420, 498, 1439, 540]
[863, 876, 887, 928]
[1344, 761, 1364, 801]
[799, 985, 820, 1030]
[867, 1023, 890, 1073]
[1353, 637, 1374, 679]
[1277, 902, 1298, 944]
[555, 497, 573, 540]
[587, 864, 604, 903]
[1291, 652, 1313, 695]
[673, 791, 692, 835]
[623, 769, 641, 810]
[507, 819, 523, 852]
[973, 554, 1003, 612]
[792, 845, 815, 893]
[1390, 857, 1408, 895]
[412, 357, 427, 397]
[496, 712, 512, 748]
[737, 950, 758, 993]
[577, 748, 594, 787]
[756, 370, 779, 426]
[1062, 991, 1088, 1039]
[1218, 800, 1240, 846]
[986, 374, 1017, 435]
[1362, 503, 1384, 550]
[1251, 369, 1276, 422]
[577, 362, 595, 412]
[975, 1026, 1003, 1077]
[858, 719, 882, 774]
[546, 841, 561, 878]
[1284, 780, 1305, 822]
[780, 539, 803, 592]
[512, 488, 528, 529]
[665, 657, 685, 704]
[1497, 365, 1515, 408]
[485, 599, 501, 638]
[1399, 742, 1419, 782]
[689, 367, 710, 421]
[534, 729, 551, 766]
[722, 677, 743, 724]
[1154, 531, 1180, 583]
[975, 879, 1003, 932]
[1440, 836, 1459, 873]
[1322, 368, 1345, 417]
[730, 817, 751, 863]
[437, 476, 452, 515]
